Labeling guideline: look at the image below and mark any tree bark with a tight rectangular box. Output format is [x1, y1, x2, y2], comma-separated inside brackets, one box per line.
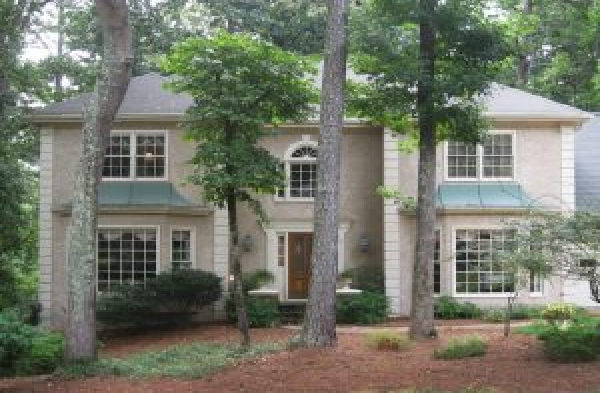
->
[65, 0, 132, 361]
[301, 0, 347, 348]
[224, 123, 251, 347]
[410, 0, 438, 341]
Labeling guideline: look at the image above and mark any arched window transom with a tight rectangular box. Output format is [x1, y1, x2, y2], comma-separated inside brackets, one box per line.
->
[277, 142, 318, 201]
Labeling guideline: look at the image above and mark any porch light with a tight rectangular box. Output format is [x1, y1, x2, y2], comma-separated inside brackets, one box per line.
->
[241, 234, 254, 252]
[358, 234, 369, 253]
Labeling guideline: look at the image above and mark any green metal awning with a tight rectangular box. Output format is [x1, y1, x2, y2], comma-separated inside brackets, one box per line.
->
[437, 183, 538, 209]
[98, 181, 197, 207]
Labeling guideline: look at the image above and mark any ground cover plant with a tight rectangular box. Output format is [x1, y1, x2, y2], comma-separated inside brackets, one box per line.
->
[58, 341, 283, 379]
[365, 330, 411, 351]
[433, 335, 488, 360]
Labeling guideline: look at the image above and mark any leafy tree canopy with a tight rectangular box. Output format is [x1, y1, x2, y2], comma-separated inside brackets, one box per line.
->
[161, 31, 317, 215]
[348, 0, 510, 143]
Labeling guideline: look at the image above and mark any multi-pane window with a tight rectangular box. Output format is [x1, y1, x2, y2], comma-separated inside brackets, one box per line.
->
[171, 229, 192, 270]
[529, 270, 543, 293]
[277, 144, 318, 200]
[97, 228, 158, 291]
[102, 131, 166, 180]
[446, 132, 514, 180]
[434, 231, 441, 294]
[455, 229, 516, 294]
[277, 233, 286, 267]
[482, 134, 513, 178]
[136, 134, 166, 178]
[447, 142, 477, 179]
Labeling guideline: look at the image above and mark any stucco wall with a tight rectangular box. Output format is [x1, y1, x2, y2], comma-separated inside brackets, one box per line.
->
[387, 121, 569, 315]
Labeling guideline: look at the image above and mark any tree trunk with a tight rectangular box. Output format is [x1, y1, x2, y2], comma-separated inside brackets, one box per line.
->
[227, 193, 251, 347]
[410, 0, 438, 341]
[65, 0, 132, 361]
[301, 0, 347, 348]
[516, 0, 533, 87]
[224, 123, 251, 347]
[54, 0, 65, 101]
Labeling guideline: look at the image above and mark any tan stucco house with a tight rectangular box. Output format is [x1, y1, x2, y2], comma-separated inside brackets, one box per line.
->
[32, 73, 592, 329]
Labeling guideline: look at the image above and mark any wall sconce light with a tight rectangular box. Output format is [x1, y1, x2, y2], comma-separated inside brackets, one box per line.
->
[241, 234, 254, 252]
[358, 234, 370, 253]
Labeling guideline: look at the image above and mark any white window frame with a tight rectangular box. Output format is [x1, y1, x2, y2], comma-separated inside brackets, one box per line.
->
[95, 225, 161, 292]
[434, 229, 442, 295]
[275, 139, 318, 202]
[451, 226, 516, 298]
[444, 130, 516, 182]
[102, 130, 168, 181]
[170, 226, 196, 270]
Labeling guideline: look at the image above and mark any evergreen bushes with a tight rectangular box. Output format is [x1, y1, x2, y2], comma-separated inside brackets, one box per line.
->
[336, 292, 388, 325]
[97, 269, 222, 327]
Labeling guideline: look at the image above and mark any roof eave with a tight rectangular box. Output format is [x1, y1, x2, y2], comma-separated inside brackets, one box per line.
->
[484, 111, 594, 122]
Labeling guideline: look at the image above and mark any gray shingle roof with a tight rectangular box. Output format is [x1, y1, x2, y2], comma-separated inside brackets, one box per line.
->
[33, 72, 590, 121]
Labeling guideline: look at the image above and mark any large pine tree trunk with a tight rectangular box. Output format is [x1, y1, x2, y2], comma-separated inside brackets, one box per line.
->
[301, 0, 347, 348]
[65, 0, 132, 361]
[410, 0, 438, 341]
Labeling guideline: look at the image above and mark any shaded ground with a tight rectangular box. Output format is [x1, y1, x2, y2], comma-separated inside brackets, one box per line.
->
[2, 322, 600, 393]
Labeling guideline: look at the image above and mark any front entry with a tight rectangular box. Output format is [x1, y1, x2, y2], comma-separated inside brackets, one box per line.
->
[287, 232, 313, 300]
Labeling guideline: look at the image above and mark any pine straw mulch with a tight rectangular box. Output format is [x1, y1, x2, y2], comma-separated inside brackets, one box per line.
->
[2, 322, 600, 393]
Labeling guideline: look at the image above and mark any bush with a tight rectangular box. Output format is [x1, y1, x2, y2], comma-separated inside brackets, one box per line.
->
[341, 265, 384, 294]
[541, 303, 576, 326]
[97, 269, 222, 327]
[480, 305, 541, 323]
[365, 330, 411, 351]
[15, 331, 63, 375]
[0, 310, 63, 376]
[226, 296, 280, 328]
[336, 292, 388, 325]
[539, 326, 600, 362]
[0, 310, 34, 376]
[434, 335, 488, 360]
[242, 269, 275, 292]
[434, 296, 482, 319]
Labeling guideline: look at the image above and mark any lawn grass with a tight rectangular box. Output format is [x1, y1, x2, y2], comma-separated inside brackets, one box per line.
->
[57, 341, 283, 379]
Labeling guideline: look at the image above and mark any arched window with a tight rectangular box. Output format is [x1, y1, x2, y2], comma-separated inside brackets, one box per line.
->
[277, 141, 318, 200]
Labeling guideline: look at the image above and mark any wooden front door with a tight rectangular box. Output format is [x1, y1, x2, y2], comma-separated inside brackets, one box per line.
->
[287, 232, 313, 299]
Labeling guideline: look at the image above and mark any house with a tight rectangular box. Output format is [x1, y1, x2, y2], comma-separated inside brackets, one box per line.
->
[32, 73, 591, 329]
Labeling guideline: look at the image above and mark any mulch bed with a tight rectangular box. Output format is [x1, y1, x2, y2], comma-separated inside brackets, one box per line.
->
[2, 322, 600, 393]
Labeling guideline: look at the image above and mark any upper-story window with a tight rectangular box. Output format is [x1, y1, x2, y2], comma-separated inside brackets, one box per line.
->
[276, 141, 318, 201]
[103, 131, 167, 180]
[446, 131, 514, 181]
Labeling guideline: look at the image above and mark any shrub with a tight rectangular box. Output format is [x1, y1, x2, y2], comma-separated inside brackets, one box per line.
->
[541, 303, 576, 326]
[434, 296, 482, 319]
[0, 310, 63, 376]
[365, 330, 411, 351]
[242, 269, 275, 292]
[15, 331, 63, 375]
[97, 269, 222, 327]
[480, 305, 541, 323]
[538, 326, 600, 362]
[434, 335, 488, 360]
[0, 310, 34, 376]
[226, 296, 280, 328]
[336, 292, 388, 325]
[341, 265, 385, 294]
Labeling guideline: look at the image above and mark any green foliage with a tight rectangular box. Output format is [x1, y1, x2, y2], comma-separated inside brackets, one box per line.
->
[0, 310, 63, 376]
[539, 326, 600, 362]
[161, 31, 316, 219]
[97, 270, 222, 327]
[349, 0, 509, 142]
[434, 335, 488, 360]
[242, 269, 275, 292]
[226, 296, 280, 328]
[365, 330, 411, 351]
[480, 305, 541, 322]
[58, 341, 283, 379]
[336, 292, 389, 325]
[434, 296, 482, 319]
[340, 265, 385, 294]
[541, 303, 577, 325]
